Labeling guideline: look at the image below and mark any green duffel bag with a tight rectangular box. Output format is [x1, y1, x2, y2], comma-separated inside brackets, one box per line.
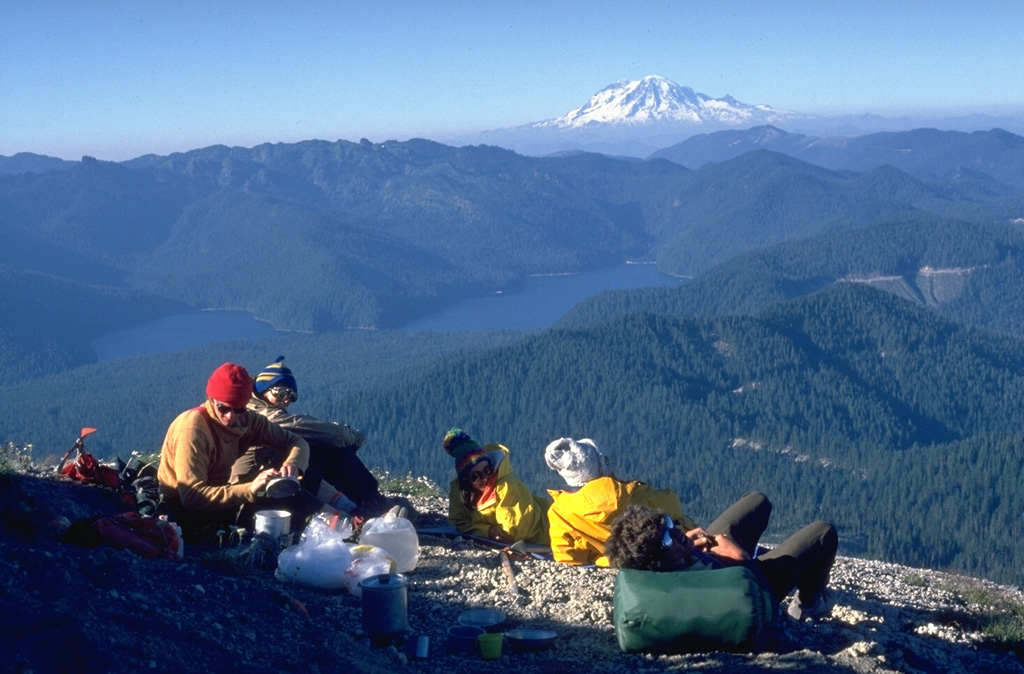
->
[613, 565, 776, 653]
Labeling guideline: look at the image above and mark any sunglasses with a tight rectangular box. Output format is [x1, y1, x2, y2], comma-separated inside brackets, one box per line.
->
[268, 387, 299, 403]
[662, 515, 675, 548]
[468, 462, 494, 484]
[214, 401, 247, 416]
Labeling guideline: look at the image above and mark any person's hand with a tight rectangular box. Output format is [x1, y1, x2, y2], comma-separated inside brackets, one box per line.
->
[685, 527, 715, 550]
[249, 468, 279, 495]
[706, 534, 750, 562]
[278, 463, 300, 478]
[487, 525, 514, 543]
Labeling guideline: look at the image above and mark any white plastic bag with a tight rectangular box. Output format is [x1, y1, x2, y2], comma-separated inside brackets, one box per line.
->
[275, 513, 354, 589]
[359, 507, 419, 572]
[343, 544, 397, 597]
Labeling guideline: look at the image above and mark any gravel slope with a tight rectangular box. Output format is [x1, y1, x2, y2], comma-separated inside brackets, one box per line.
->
[1, 470, 1022, 674]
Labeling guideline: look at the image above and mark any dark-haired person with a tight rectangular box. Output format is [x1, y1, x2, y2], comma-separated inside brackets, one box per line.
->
[544, 437, 692, 566]
[443, 428, 550, 545]
[239, 356, 405, 525]
[605, 503, 838, 621]
[157, 362, 312, 542]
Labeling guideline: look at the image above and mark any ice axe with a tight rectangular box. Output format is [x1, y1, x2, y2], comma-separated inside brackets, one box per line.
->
[498, 548, 523, 597]
[56, 427, 98, 475]
[508, 540, 530, 558]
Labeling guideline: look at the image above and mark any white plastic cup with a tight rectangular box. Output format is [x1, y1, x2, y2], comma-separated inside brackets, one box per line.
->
[254, 509, 291, 538]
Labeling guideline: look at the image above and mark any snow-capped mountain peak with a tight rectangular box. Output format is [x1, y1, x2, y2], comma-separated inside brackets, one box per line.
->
[535, 75, 798, 129]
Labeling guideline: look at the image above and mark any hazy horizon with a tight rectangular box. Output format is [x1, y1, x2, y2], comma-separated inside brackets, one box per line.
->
[3, 2, 1023, 161]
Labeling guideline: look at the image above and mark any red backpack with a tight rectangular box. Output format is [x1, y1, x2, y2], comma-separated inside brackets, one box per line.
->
[57, 428, 121, 489]
[63, 511, 183, 561]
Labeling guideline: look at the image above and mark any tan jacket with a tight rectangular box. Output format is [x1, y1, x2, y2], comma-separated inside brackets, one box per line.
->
[158, 400, 309, 512]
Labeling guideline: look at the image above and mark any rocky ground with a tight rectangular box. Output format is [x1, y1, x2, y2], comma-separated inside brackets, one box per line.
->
[1, 463, 1022, 674]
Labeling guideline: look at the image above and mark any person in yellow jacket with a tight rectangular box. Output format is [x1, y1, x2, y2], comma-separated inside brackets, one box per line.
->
[545, 437, 696, 566]
[443, 428, 550, 545]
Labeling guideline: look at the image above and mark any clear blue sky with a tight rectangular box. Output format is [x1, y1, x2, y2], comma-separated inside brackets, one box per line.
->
[2, 1, 1022, 161]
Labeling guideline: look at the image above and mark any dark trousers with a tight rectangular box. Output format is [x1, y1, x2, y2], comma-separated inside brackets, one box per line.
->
[755, 521, 838, 602]
[705, 491, 772, 556]
[305, 439, 382, 507]
[230, 441, 382, 510]
[704, 491, 838, 602]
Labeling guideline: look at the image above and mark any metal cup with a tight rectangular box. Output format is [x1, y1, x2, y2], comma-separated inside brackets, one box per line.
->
[254, 509, 291, 538]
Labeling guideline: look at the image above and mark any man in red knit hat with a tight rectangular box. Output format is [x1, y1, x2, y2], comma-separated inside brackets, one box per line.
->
[157, 362, 311, 541]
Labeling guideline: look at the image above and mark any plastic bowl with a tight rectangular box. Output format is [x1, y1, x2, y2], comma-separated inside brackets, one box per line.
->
[457, 608, 505, 632]
[505, 628, 558, 650]
[446, 625, 485, 653]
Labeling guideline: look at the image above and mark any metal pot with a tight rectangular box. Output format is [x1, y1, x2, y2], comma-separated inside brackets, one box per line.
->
[359, 573, 409, 644]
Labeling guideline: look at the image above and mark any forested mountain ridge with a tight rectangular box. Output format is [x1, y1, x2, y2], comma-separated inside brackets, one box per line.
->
[0, 151, 77, 175]
[4, 137, 1022, 384]
[3, 140, 668, 331]
[651, 126, 1024, 188]
[322, 283, 1024, 584]
[560, 217, 1024, 338]
[652, 150, 1022, 273]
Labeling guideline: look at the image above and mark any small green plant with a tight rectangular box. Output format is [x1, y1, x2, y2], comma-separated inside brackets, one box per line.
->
[372, 469, 442, 498]
[202, 526, 261, 576]
[977, 598, 1024, 653]
[0, 442, 34, 474]
[957, 585, 1001, 607]
[940, 578, 1024, 654]
[904, 574, 928, 588]
[128, 449, 161, 466]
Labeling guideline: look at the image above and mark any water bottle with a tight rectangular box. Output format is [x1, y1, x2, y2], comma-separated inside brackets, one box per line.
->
[359, 507, 419, 572]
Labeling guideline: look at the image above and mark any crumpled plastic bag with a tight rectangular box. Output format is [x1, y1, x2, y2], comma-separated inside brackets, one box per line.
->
[359, 507, 420, 572]
[343, 544, 397, 598]
[275, 513, 354, 589]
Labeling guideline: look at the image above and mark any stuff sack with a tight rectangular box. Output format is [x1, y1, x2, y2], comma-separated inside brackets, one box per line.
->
[63, 512, 183, 562]
[613, 565, 776, 654]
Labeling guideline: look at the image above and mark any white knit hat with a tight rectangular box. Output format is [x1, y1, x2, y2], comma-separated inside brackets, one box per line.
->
[544, 437, 611, 487]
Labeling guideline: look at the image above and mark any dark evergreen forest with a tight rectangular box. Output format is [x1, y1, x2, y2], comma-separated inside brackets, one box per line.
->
[6, 284, 1024, 586]
[559, 216, 1024, 338]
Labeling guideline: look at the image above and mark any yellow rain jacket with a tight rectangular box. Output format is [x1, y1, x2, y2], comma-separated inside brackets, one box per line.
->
[547, 476, 696, 567]
[447, 444, 551, 545]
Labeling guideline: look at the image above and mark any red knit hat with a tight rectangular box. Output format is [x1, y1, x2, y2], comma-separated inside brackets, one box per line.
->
[206, 362, 253, 408]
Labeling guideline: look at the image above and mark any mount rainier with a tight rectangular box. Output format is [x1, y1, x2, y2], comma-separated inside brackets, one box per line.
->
[446, 74, 1022, 158]
[450, 74, 815, 157]
[534, 75, 805, 129]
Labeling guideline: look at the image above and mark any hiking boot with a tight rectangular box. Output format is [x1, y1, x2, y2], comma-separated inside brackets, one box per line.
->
[787, 589, 834, 621]
[353, 495, 418, 524]
[385, 496, 417, 525]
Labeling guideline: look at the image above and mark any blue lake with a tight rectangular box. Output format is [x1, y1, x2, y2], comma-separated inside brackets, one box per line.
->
[401, 262, 682, 332]
[90, 263, 683, 361]
[90, 310, 285, 361]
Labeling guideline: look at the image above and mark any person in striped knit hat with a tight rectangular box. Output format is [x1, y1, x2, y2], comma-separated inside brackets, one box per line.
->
[443, 428, 549, 545]
[239, 356, 413, 527]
